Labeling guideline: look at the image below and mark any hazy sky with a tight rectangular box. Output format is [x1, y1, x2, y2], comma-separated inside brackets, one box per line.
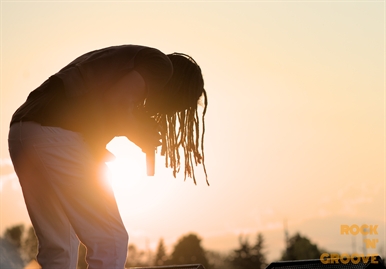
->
[1, 0, 384, 263]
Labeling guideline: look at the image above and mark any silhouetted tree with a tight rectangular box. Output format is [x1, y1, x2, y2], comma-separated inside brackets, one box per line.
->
[231, 233, 267, 269]
[154, 238, 168, 266]
[206, 250, 234, 269]
[22, 226, 38, 263]
[281, 232, 324, 260]
[2, 224, 34, 267]
[2, 224, 96, 269]
[231, 235, 253, 269]
[253, 233, 268, 268]
[167, 233, 210, 268]
[3, 224, 24, 249]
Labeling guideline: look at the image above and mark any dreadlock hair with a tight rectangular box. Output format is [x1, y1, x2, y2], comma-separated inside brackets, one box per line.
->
[145, 53, 208, 185]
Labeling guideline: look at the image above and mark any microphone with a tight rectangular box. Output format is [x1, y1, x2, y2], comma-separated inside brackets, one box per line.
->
[146, 150, 155, 176]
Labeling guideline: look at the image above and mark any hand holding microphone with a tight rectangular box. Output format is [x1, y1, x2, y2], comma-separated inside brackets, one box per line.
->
[144, 147, 155, 176]
[127, 108, 161, 176]
[143, 127, 160, 177]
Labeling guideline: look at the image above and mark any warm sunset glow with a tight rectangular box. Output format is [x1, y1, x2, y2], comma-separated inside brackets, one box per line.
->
[105, 137, 177, 214]
[1, 1, 384, 262]
[106, 137, 147, 193]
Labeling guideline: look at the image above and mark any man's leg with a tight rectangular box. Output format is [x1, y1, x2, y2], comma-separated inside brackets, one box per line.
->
[9, 122, 80, 268]
[9, 122, 128, 269]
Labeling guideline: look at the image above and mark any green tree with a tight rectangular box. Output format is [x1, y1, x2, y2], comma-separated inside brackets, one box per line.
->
[167, 233, 210, 269]
[231, 233, 267, 269]
[154, 238, 168, 266]
[281, 232, 324, 260]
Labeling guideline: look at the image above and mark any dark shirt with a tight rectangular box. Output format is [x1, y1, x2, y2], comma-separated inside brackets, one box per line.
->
[11, 45, 173, 157]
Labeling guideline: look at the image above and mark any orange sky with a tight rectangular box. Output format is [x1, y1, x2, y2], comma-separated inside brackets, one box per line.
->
[0, 1, 384, 263]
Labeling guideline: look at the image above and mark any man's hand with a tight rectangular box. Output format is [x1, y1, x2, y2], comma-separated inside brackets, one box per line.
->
[125, 108, 162, 153]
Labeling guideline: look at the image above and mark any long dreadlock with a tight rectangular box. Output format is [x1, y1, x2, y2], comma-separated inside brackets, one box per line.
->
[145, 53, 208, 185]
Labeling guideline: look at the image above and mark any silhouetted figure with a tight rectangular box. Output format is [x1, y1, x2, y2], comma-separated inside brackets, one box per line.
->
[8, 45, 208, 269]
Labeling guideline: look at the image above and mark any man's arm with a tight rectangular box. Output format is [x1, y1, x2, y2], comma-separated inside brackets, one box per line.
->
[104, 70, 147, 133]
[103, 70, 161, 150]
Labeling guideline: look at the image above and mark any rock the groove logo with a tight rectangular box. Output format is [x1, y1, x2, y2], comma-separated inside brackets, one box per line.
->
[320, 224, 380, 264]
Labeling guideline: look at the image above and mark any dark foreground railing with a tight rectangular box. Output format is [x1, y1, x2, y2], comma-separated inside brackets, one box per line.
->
[130, 264, 205, 269]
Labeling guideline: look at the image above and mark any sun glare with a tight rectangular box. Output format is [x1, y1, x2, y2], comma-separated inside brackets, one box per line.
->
[105, 137, 180, 218]
[106, 137, 147, 193]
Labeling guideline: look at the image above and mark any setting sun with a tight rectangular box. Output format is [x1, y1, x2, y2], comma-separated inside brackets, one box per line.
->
[105, 136, 179, 218]
[106, 137, 147, 192]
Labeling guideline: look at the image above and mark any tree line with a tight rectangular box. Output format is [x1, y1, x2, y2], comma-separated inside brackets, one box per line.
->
[0, 223, 365, 269]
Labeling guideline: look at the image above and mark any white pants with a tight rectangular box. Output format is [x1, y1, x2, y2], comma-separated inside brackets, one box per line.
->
[8, 121, 128, 269]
